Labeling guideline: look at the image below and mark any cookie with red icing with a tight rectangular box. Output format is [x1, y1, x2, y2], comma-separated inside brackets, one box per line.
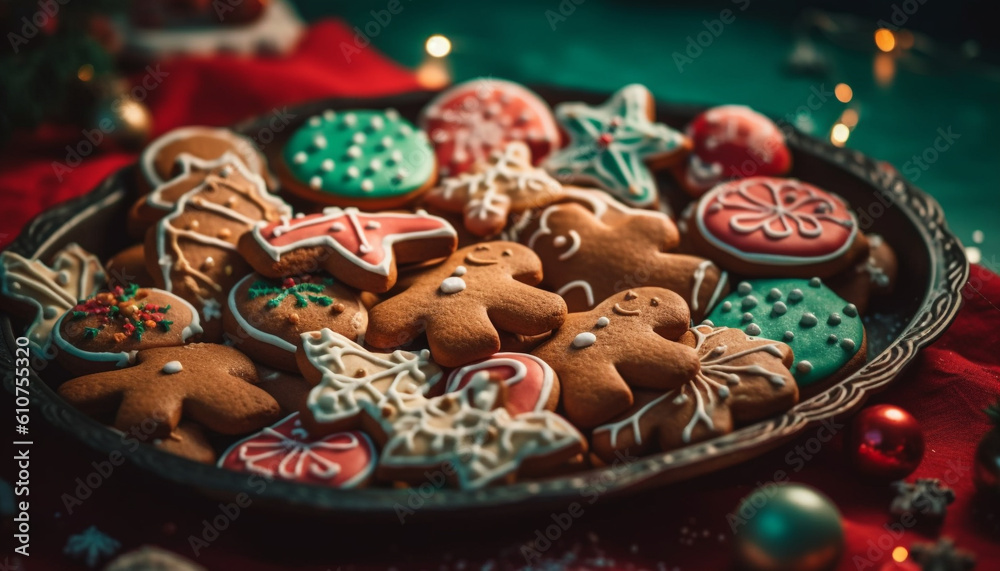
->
[238, 207, 457, 293]
[223, 272, 367, 372]
[218, 413, 376, 488]
[674, 105, 792, 197]
[419, 78, 561, 177]
[444, 352, 559, 414]
[51, 284, 203, 374]
[139, 126, 271, 193]
[591, 325, 798, 461]
[686, 177, 868, 278]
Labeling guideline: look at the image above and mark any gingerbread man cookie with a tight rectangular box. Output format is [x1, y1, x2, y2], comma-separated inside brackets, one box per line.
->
[219, 413, 377, 488]
[223, 272, 367, 372]
[154, 421, 217, 464]
[532, 287, 699, 429]
[277, 108, 436, 209]
[524, 200, 728, 320]
[686, 177, 868, 278]
[139, 126, 270, 192]
[58, 343, 281, 438]
[591, 325, 798, 461]
[52, 284, 203, 374]
[296, 328, 444, 436]
[0, 243, 104, 352]
[366, 242, 568, 367]
[238, 207, 457, 293]
[365, 372, 585, 489]
[419, 77, 561, 177]
[543, 84, 690, 208]
[425, 142, 565, 237]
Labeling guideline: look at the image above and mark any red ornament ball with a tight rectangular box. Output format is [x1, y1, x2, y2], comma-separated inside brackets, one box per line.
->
[848, 404, 924, 480]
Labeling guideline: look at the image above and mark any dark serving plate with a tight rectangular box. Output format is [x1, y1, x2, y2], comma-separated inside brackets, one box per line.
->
[0, 87, 969, 520]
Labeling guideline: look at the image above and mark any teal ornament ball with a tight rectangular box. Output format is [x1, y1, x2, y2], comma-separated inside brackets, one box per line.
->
[733, 483, 844, 571]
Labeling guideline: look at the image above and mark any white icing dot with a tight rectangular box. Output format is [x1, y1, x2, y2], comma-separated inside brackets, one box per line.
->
[772, 301, 787, 316]
[353, 132, 367, 144]
[766, 288, 783, 301]
[718, 386, 731, 398]
[369, 116, 385, 131]
[841, 338, 856, 351]
[162, 361, 183, 374]
[788, 289, 804, 303]
[741, 312, 754, 323]
[346, 166, 360, 178]
[394, 169, 409, 182]
[742, 296, 758, 310]
[746, 324, 762, 336]
[369, 158, 383, 172]
[673, 393, 689, 405]
[828, 313, 842, 325]
[293, 151, 308, 165]
[809, 277, 822, 287]
[439, 276, 466, 294]
[381, 136, 393, 148]
[347, 145, 362, 158]
[343, 113, 357, 127]
[313, 135, 327, 149]
[321, 158, 335, 171]
[309, 176, 323, 189]
[56, 270, 70, 286]
[827, 334, 838, 344]
[596, 316, 610, 327]
[323, 109, 336, 121]
[361, 179, 374, 192]
[453, 266, 467, 276]
[308, 116, 321, 127]
[721, 301, 733, 312]
[796, 361, 813, 374]
[398, 124, 413, 135]
[783, 330, 794, 341]
[712, 346, 726, 356]
[385, 108, 399, 121]
[553, 236, 567, 247]
[365, 220, 381, 230]
[330, 222, 345, 232]
[843, 304, 858, 317]
[391, 150, 404, 163]
[800, 312, 818, 327]
[701, 319, 715, 327]
[737, 282, 752, 296]
[43, 306, 59, 319]
[572, 332, 597, 348]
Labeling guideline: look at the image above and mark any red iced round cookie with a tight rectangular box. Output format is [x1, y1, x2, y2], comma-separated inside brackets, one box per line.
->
[677, 105, 792, 196]
[690, 177, 867, 278]
[218, 412, 376, 488]
[444, 352, 559, 414]
[419, 78, 560, 177]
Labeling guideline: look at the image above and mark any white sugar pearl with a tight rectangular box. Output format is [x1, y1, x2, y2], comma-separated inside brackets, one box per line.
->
[321, 159, 335, 172]
[293, 151, 308, 165]
[313, 135, 327, 149]
[361, 179, 374, 192]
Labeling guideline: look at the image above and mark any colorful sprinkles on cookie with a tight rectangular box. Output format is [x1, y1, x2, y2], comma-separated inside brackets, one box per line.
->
[282, 109, 434, 203]
[248, 275, 337, 309]
[705, 278, 863, 386]
[69, 284, 175, 342]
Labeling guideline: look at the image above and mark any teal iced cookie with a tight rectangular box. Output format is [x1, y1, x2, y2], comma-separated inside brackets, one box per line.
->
[704, 277, 863, 387]
[280, 109, 436, 208]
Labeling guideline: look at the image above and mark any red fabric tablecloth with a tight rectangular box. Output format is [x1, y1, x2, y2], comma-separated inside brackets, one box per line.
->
[2, 20, 999, 571]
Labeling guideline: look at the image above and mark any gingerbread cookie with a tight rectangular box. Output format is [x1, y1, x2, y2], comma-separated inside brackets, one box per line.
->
[52, 284, 202, 374]
[532, 287, 699, 429]
[365, 372, 585, 489]
[425, 142, 565, 237]
[0, 243, 104, 352]
[130, 153, 289, 240]
[296, 328, 443, 435]
[105, 244, 155, 288]
[687, 177, 868, 278]
[139, 126, 269, 192]
[828, 233, 897, 314]
[366, 242, 568, 367]
[592, 325, 797, 461]
[542, 84, 690, 208]
[524, 200, 728, 320]
[419, 77, 560, 177]
[253, 363, 312, 415]
[223, 273, 367, 371]
[444, 352, 559, 414]
[238, 207, 457, 293]
[154, 421, 217, 464]
[277, 108, 436, 209]
[218, 413, 376, 488]
[58, 343, 281, 438]
[675, 105, 792, 197]
[704, 278, 867, 388]
[146, 160, 290, 340]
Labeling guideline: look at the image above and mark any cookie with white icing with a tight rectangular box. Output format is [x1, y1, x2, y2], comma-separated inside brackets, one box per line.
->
[238, 207, 457, 293]
[105, 244, 155, 289]
[542, 84, 691, 208]
[277, 109, 437, 209]
[419, 77, 561, 177]
[704, 277, 867, 389]
[592, 325, 797, 461]
[523, 199, 728, 321]
[296, 328, 444, 436]
[827, 233, 898, 314]
[685, 177, 869, 278]
[139, 126, 270, 193]
[532, 287, 699, 429]
[52, 284, 202, 374]
[0, 243, 104, 353]
[223, 273, 367, 372]
[58, 343, 280, 438]
[218, 412, 377, 488]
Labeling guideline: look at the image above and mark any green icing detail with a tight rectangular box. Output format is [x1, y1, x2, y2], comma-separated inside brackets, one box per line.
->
[705, 278, 863, 386]
[283, 109, 433, 199]
[249, 278, 335, 309]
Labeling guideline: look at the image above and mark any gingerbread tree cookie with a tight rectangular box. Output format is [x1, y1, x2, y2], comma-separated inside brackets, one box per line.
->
[532, 287, 699, 428]
[592, 325, 798, 461]
[139, 126, 270, 192]
[366, 242, 568, 367]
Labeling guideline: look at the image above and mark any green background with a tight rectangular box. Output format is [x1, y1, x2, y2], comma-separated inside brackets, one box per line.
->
[293, 0, 999, 262]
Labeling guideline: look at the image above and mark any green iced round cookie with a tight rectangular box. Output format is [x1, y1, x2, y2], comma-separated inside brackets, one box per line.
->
[705, 277, 863, 386]
[282, 109, 434, 204]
